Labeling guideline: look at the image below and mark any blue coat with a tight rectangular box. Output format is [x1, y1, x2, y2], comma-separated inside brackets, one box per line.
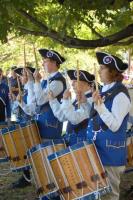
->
[36, 72, 66, 139]
[65, 94, 91, 146]
[87, 82, 130, 166]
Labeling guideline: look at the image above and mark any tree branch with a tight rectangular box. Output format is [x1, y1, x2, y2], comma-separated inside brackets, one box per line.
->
[81, 19, 103, 38]
[17, 9, 133, 49]
[114, 37, 133, 46]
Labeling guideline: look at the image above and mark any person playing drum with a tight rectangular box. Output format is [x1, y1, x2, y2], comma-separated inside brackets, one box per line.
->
[87, 52, 131, 200]
[33, 49, 66, 140]
[9, 67, 36, 189]
[49, 69, 95, 146]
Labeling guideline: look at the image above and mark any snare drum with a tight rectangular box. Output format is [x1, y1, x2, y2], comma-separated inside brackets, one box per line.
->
[27, 139, 66, 200]
[1, 120, 41, 172]
[0, 122, 9, 163]
[48, 141, 111, 200]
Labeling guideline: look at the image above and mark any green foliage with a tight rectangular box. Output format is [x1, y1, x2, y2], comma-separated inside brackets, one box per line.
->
[0, 0, 132, 73]
[0, 0, 131, 42]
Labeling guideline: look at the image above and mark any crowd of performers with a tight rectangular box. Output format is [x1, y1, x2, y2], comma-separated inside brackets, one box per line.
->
[0, 49, 133, 200]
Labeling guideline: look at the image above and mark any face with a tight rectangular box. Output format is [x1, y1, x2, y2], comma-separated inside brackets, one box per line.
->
[98, 65, 111, 84]
[72, 80, 91, 93]
[42, 58, 57, 73]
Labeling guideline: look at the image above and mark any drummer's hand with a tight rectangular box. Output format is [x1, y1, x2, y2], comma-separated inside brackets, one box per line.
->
[48, 90, 55, 100]
[25, 68, 34, 81]
[63, 89, 71, 100]
[92, 91, 102, 105]
[33, 70, 42, 83]
[8, 93, 16, 101]
[16, 94, 22, 103]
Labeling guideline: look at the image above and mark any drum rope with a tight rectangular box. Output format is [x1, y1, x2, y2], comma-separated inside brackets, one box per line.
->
[42, 146, 57, 186]
[35, 121, 42, 142]
[0, 131, 15, 174]
[83, 141, 101, 199]
[29, 122, 38, 145]
[18, 125, 31, 169]
[29, 151, 42, 190]
[18, 125, 28, 152]
[7, 127, 19, 159]
[44, 147, 63, 200]
[26, 124, 34, 147]
[7, 127, 20, 169]
[52, 140, 78, 199]
[40, 147, 51, 184]
[17, 125, 34, 176]
[69, 146, 84, 196]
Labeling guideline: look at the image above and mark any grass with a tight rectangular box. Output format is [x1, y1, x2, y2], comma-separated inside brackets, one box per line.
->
[0, 162, 133, 200]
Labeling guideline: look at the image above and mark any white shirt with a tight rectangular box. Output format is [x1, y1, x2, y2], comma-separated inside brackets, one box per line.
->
[34, 71, 64, 106]
[127, 88, 133, 128]
[49, 98, 89, 125]
[18, 81, 37, 116]
[89, 82, 131, 132]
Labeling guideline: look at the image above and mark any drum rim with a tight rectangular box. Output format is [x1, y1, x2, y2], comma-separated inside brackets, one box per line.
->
[27, 139, 66, 155]
[19, 120, 36, 127]
[48, 141, 93, 161]
[1, 125, 16, 134]
[11, 164, 31, 172]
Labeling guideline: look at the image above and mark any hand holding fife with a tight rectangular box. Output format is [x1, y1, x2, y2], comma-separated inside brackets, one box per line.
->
[25, 68, 33, 81]
[16, 94, 22, 103]
[63, 89, 71, 100]
[8, 92, 16, 101]
[92, 91, 103, 105]
[33, 70, 42, 82]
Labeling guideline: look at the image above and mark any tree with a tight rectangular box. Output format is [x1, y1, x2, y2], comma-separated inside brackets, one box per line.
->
[0, 0, 133, 49]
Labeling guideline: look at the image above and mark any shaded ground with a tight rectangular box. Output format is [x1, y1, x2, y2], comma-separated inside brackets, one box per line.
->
[0, 163, 133, 200]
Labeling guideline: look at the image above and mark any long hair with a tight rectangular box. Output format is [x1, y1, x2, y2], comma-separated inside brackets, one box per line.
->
[107, 66, 124, 82]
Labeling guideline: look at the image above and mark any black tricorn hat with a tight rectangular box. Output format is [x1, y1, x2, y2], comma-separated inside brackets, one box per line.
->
[39, 49, 65, 65]
[14, 67, 35, 76]
[96, 52, 128, 73]
[67, 69, 95, 83]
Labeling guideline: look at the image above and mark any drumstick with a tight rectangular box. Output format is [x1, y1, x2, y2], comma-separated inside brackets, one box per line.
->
[33, 44, 39, 69]
[17, 76, 22, 103]
[77, 60, 80, 109]
[45, 65, 50, 92]
[94, 63, 99, 92]
[24, 42, 27, 68]
[7, 77, 12, 95]
[94, 63, 100, 106]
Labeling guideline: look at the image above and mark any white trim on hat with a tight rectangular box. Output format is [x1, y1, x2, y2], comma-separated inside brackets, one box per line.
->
[97, 51, 124, 72]
[74, 71, 94, 82]
[48, 50, 62, 63]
